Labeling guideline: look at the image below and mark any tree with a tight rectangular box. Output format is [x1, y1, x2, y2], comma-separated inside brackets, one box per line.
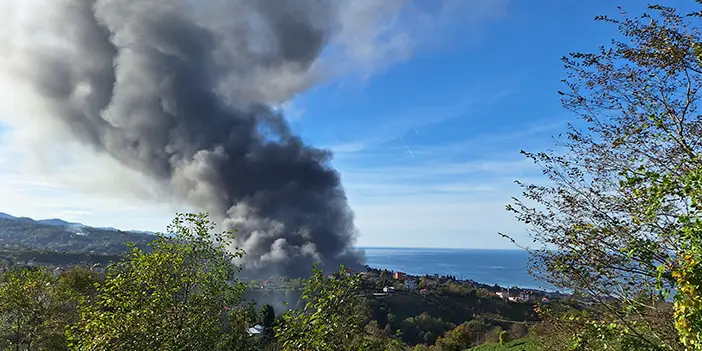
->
[433, 323, 474, 351]
[67, 213, 253, 351]
[0, 266, 106, 351]
[55, 267, 101, 303]
[506, 3, 702, 350]
[509, 323, 529, 340]
[275, 265, 401, 351]
[499, 330, 509, 346]
[399, 313, 454, 346]
[0, 268, 63, 350]
[260, 303, 277, 342]
[262, 304, 276, 329]
[380, 270, 391, 286]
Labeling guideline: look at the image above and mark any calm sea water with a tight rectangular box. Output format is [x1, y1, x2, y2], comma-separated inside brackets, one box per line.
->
[361, 247, 557, 291]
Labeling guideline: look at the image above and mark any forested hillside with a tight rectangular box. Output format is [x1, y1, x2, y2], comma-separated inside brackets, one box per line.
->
[0, 214, 153, 254]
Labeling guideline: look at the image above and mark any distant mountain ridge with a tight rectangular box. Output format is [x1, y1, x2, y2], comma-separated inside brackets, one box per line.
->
[0, 212, 154, 234]
[0, 211, 155, 255]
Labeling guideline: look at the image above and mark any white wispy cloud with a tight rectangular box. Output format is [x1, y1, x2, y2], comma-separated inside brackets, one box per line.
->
[334, 148, 544, 248]
[0, 173, 178, 232]
[328, 115, 566, 169]
[325, 112, 562, 248]
[326, 0, 509, 82]
[0, 135, 186, 231]
[346, 172, 532, 249]
[352, 199, 522, 248]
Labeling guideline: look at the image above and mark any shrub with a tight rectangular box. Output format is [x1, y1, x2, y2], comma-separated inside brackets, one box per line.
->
[499, 330, 509, 346]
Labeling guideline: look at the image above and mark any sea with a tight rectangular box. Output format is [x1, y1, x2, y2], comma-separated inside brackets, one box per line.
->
[362, 247, 559, 291]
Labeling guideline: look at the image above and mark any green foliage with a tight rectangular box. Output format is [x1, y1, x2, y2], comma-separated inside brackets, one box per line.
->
[433, 322, 475, 351]
[632, 163, 702, 348]
[275, 265, 400, 351]
[0, 217, 153, 254]
[508, 323, 529, 341]
[364, 274, 536, 348]
[262, 304, 276, 329]
[412, 344, 431, 351]
[499, 331, 508, 346]
[0, 268, 57, 350]
[66, 213, 252, 351]
[0, 212, 544, 351]
[0, 267, 91, 350]
[55, 268, 102, 303]
[380, 270, 391, 286]
[506, 3, 702, 350]
[400, 312, 455, 345]
[468, 338, 538, 351]
[0, 247, 122, 267]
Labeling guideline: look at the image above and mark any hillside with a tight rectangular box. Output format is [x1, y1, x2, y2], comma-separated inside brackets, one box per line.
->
[469, 338, 539, 351]
[0, 211, 546, 349]
[0, 212, 154, 254]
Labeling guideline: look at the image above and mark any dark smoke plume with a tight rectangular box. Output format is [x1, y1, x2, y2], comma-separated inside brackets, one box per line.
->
[11, 0, 377, 277]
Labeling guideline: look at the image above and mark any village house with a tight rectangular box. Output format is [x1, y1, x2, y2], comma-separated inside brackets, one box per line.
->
[247, 324, 264, 336]
[506, 291, 532, 303]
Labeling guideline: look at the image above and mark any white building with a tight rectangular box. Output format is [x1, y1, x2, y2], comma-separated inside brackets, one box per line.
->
[505, 291, 531, 303]
[496, 291, 509, 300]
[247, 324, 264, 336]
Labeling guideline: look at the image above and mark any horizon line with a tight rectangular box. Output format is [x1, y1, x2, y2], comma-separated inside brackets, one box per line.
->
[356, 246, 525, 251]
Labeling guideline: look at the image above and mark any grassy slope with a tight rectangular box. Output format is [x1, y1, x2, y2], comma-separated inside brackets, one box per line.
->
[468, 338, 540, 351]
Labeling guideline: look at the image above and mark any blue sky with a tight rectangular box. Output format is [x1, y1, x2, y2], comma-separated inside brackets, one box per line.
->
[0, 1, 693, 248]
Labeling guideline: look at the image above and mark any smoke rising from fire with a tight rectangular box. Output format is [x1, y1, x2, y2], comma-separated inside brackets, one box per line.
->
[0, 0, 503, 276]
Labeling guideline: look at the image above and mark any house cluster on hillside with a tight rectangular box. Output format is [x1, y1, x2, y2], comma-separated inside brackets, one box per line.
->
[496, 289, 532, 303]
[361, 265, 570, 302]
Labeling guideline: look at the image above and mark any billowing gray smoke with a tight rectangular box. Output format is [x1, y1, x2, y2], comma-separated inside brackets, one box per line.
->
[11, 0, 377, 277]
